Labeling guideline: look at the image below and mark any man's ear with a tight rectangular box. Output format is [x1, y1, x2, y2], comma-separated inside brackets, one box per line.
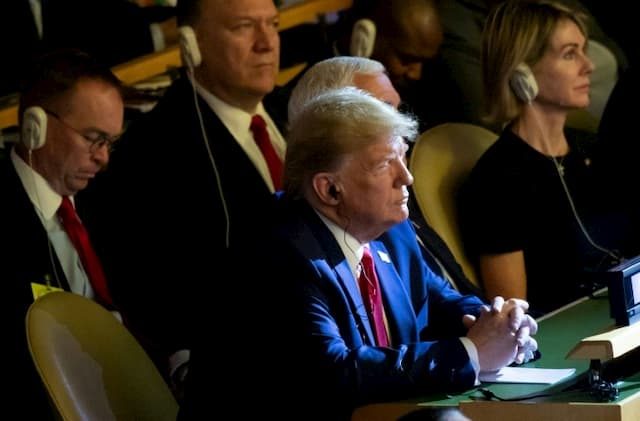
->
[312, 173, 340, 205]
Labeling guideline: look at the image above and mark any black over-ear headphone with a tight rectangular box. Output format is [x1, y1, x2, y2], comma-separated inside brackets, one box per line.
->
[510, 63, 539, 103]
[22, 106, 47, 150]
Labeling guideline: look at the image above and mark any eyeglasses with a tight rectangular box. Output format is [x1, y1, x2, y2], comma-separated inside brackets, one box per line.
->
[43, 109, 120, 153]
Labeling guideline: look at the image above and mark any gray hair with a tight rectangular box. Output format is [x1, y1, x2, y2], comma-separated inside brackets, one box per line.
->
[288, 56, 386, 123]
[285, 87, 418, 199]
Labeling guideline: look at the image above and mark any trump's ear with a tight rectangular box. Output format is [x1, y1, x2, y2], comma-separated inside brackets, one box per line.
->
[312, 172, 341, 205]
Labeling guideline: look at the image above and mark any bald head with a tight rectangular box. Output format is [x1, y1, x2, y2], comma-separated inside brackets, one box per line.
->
[370, 0, 443, 89]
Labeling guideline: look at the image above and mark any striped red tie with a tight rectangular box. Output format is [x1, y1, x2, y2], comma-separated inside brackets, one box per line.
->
[57, 196, 113, 307]
[250, 114, 282, 190]
[359, 247, 390, 347]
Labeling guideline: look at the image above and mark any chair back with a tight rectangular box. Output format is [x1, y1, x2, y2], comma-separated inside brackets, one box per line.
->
[409, 123, 498, 288]
[26, 292, 178, 421]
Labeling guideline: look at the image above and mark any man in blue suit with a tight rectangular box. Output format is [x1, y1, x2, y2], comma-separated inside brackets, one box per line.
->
[272, 88, 537, 418]
[288, 55, 482, 296]
[179, 87, 538, 420]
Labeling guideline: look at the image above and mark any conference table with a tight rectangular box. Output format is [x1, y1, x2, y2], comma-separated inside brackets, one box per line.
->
[352, 292, 640, 421]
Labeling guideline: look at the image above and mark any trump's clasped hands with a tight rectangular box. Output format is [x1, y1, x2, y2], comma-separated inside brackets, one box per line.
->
[463, 297, 539, 372]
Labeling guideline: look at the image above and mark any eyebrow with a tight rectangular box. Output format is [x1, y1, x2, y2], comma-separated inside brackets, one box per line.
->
[85, 126, 123, 141]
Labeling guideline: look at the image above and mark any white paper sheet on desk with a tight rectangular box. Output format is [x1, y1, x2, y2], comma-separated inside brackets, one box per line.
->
[479, 367, 576, 384]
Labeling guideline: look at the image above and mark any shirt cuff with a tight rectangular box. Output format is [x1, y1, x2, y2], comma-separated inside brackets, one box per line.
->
[459, 337, 480, 385]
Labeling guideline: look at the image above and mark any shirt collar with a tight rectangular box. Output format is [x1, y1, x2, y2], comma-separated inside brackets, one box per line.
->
[11, 148, 65, 220]
[316, 210, 366, 278]
[192, 77, 269, 134]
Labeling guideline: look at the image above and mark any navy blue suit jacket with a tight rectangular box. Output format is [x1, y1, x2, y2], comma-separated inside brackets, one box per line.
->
[271, 197, 484, 417]
[179, 195, 485, 420]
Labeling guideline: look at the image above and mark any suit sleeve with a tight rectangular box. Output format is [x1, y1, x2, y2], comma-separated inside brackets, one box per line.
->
[383, 221, 484, 339]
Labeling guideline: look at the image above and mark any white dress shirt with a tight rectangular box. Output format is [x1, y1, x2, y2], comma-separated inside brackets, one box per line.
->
[11, 149, 95, 299]
[193, 79, 286, 193]
[166, 78, 288, 378]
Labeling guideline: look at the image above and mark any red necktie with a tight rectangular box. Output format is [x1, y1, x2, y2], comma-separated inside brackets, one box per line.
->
[57, 196, 113, 307]
[250, 114, 283, 190]
[359, 247, 390, 347]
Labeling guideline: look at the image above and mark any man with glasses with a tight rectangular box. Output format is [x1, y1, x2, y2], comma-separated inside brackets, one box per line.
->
[1, 48, 124, 419]
[43, 109, 120, 154]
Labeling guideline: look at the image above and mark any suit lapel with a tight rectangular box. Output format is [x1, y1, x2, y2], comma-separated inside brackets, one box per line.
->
[282, 199, 377, 345]
[334, 259, 376, 345]
[369, 240, 417, 344]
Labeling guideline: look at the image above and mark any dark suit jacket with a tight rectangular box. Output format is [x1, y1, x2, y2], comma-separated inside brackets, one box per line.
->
[0, 154, 68, 420]
[179, 196, 484, 420]
[79, 74, 287, 373]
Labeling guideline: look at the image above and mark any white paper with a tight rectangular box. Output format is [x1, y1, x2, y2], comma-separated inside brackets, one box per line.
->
[479, 367, 576, 384]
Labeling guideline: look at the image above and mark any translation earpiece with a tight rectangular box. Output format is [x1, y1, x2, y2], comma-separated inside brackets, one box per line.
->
[22, 106, 47, 150]
[179, 25, 202, 68]
[509, 63, 539, 103]
[350, 18, 376, 58]
[329, 184, 339, 199]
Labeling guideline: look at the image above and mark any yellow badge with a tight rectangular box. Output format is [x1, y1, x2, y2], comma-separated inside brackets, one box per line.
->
[31, 282, 63, 301]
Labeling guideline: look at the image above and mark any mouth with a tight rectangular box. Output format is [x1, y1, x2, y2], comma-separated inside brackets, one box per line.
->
[78, 172, 96, 181]
[575, 84, 590, 92]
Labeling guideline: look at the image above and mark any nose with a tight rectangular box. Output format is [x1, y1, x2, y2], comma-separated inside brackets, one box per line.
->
[255, 22, 279, 52]
[583, 52, 595, 75]
[405, 62, 423, 81]
[396, 159, 414, 187]
[92, 143, 109, 167]
[404, 167, 414, 186]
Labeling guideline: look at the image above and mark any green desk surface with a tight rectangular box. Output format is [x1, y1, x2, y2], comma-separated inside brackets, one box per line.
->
[386, 293, 640, 408]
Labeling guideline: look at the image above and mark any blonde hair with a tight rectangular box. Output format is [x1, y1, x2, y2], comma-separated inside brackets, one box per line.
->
[285, 87, 417, 199]
[482, 0, 588, 125]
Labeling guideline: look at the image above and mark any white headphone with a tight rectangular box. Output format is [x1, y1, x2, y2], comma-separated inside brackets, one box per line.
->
[509, 63, 539, 103]
[22, 106, 47, 150]
[350, 18, 377, 58]
[178, 24, 230, 247]
[178, 25, 202, 68]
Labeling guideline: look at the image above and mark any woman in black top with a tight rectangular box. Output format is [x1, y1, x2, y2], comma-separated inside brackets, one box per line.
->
[459, 0, 630, 315]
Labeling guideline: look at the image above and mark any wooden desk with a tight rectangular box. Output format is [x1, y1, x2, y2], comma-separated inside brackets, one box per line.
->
[352, 294, 640, 421]
[280, 0, 352, 31]
[0, 0, 353, 130]
[0, 101, 18, 131]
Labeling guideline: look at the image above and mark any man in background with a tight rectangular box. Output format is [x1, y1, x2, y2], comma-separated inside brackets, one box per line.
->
[332, 0, 445, 129]
[2, 48, 124, 419]
[79, 0, 286, 400]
